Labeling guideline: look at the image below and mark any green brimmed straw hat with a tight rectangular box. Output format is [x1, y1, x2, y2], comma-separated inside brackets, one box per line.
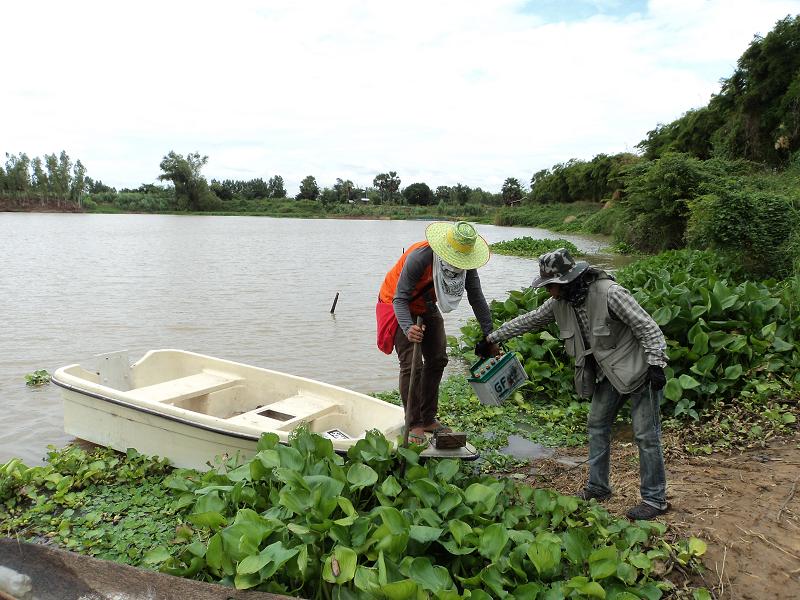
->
[425, 221, 490, 270]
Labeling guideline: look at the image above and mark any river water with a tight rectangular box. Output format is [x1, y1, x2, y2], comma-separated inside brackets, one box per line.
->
[0, 213, 620, 465]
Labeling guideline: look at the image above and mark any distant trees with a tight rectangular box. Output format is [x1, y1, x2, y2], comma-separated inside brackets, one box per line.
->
[267, 175, 286, 198]
[501, 178, 524, 205]
[528, 153, 639, 204]
[297, 175, 320, 200]
[402, 182, 433, 206]
[158, 151, 218, 211]
[334, 178, 355, 203]
[373, 171, 401, 203]
[0, 151, 88, 208]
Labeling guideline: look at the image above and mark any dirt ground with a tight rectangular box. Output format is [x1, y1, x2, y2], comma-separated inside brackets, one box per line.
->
[523, 432, 800, 600]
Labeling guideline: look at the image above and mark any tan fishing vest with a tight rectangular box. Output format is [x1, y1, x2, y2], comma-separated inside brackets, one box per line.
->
[553, 278, 649, 397]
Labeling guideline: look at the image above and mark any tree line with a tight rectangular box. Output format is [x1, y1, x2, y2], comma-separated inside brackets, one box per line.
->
[0, 151, 89, 209]
[2, 147, 528, 213]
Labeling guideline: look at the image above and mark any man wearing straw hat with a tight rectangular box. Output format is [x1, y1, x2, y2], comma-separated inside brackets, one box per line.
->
[478, 248, 669, 520]
[377, 221, 496, 446]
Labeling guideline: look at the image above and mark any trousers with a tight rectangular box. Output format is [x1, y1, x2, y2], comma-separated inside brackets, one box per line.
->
[585, 377, 668, 509]
[394, 309, 448, 428]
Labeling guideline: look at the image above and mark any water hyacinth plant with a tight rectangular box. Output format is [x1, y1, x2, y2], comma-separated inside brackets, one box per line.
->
[490, 238, 580, 259]
[460, 250, 800, 422]
[142, 428, 704, 598]
[24, 369, 51, 386]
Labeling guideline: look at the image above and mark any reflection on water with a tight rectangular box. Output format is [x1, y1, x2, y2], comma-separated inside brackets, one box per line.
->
[0, 213, 618, 465]
[499, 435, 556, 460]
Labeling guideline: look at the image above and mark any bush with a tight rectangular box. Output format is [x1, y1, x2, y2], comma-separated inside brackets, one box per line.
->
[617, 154, 752, 253]
[687, 188, 799, 278]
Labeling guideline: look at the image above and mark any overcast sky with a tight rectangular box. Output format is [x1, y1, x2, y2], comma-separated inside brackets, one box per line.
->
[2, 0, 798, 195]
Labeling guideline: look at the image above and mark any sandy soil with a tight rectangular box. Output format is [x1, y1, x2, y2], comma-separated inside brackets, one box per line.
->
[522, 432, 800, 599]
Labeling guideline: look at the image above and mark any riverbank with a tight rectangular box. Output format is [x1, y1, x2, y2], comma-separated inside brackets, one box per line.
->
[525, 432, 800, 600]
[3, 200, 614, 233]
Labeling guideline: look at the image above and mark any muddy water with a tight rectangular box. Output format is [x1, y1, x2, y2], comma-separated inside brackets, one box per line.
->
[0, 213, 630, 465]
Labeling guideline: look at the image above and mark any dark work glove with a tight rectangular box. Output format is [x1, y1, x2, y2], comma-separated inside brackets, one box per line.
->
[475, 337, 493, 358]
[648, 365, 666, 391]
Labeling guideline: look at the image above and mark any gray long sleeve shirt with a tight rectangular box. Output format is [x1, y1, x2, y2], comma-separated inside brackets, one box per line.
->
[486, 285, 667, 367]
[393, 245, 494, 336]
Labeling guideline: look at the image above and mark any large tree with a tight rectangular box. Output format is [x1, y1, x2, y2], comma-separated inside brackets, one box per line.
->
[333, 178, 354, 202]
[158, 151, 214, 211]
[297, 175, 320, 200]
[501, 177, 524, 205]
[373, 171, 401, 203]
[267, 175, 286, 198]
[402, 182, 433, 206]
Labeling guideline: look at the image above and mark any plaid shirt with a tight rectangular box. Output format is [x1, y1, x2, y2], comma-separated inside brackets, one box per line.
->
[487, 284, 667, 367]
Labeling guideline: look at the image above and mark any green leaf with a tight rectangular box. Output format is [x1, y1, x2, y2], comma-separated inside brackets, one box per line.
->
[142, 546, 170, 564]
[380, 475, 402, 497]
[464, 482, 498, 512]
[664, 378, 682, 402]
[772, 337, 794, 352]
[382, 580, 418, 599]
[526, 533, 561, 578]
[616, 562, 638, 585]
[651, 306, 674, 326]
[409, 525, 443, 544]
[205, 533, 223, 570]
[588, 546, 618, 579]
[347, 463, 378, 489]
[722, 364, 743, 381]
[690, 354, 717, 376]
[373, 506, 408, 535]
[194, 490, 226, 514]
[478, 523, 509, 562]
[408, 557, 452, 593]
[693, 588, 712, 600]
[408, 478, 441, 507]
[562, 528, 591, 564]
[322, 546, 358, 583]
[578, 581, 606, 598]
[448, 520, 472, 545]
[678, 374, 701, 390]
[628, 552, 651, 570]
[434, 459, 460, 482]
[688, 537, 707, 557]
[188, 511, 227, 529]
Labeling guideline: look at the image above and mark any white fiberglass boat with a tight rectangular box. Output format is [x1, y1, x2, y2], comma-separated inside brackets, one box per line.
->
[51, 349, 477, 470]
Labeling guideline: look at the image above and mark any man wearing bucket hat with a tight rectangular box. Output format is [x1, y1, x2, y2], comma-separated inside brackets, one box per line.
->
[378, 221, 497, 446]
[479, 248, 669, 520]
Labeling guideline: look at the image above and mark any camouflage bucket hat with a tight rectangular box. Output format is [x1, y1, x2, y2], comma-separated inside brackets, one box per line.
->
[531, 247, 589, 288]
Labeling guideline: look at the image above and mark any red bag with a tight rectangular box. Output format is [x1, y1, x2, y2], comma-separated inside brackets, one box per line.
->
[376, 301, 399, 354]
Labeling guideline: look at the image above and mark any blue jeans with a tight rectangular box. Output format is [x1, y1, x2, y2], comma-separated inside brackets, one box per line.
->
[585, 378, 667, 509]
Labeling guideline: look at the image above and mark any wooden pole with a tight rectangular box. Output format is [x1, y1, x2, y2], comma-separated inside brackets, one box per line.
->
[329, 292, 339, 314]
[403, 316, 424, 448]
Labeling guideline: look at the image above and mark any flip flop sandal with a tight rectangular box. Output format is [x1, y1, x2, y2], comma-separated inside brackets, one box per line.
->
[408, 432, 429, 447]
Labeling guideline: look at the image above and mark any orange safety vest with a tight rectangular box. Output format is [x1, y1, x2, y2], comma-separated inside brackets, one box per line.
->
[379, 241, 436, 314]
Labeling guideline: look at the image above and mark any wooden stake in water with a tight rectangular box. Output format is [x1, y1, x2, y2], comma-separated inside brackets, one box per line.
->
[330, 292, 339, 314]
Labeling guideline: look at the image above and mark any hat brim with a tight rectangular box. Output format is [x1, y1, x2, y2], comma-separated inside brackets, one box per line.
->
[425, 222, 490, 270]
[531, 261, 589, 288]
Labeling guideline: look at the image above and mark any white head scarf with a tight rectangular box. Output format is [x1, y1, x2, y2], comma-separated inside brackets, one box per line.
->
[433, 255, 466, 313]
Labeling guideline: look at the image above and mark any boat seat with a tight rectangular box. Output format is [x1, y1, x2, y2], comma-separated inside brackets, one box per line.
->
[227, 392, 344, 431]
[125, 372, 241, 404]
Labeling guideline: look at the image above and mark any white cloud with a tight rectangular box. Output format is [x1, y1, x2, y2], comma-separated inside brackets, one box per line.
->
[1, 0, 796, 193]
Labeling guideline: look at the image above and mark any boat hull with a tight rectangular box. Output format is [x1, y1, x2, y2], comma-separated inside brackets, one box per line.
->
[53, 349, 477, 469]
